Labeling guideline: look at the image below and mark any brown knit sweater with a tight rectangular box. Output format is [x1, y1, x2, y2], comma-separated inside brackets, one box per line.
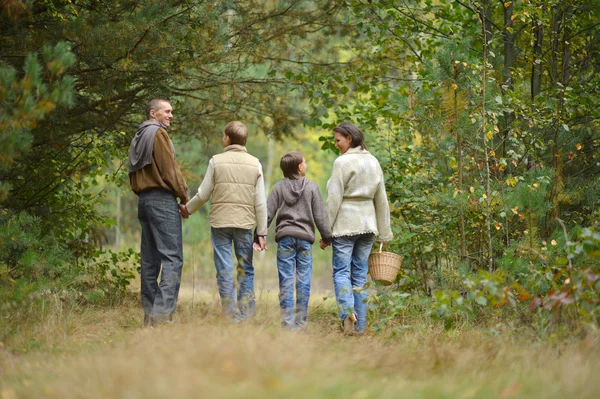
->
[129, 128, 188, 203]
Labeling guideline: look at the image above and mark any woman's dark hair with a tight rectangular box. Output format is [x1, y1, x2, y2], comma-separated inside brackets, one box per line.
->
[280, 151, 304, 179]
[333, 122, 367, 150]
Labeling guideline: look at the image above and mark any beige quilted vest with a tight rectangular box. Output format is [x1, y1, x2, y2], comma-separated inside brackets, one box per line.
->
[210, 145, 260, 229]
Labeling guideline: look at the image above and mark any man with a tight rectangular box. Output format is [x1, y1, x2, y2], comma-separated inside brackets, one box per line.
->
[128, 98, 189, 326]
[181, 121, 267, 321]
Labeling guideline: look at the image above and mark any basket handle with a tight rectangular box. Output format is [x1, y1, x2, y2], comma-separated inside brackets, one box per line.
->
[378, 242, 389, 253]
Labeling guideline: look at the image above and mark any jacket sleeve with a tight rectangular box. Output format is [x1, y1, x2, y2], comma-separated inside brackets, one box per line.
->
[326, 158, 344, 232]
[254, 163, 268, 236]
[266, 183, 280, 230]
[186, 158, 214, 214]
[373, 164, 393, 242]
[154, 129, 189, 203]
[311, 183, 332, 243]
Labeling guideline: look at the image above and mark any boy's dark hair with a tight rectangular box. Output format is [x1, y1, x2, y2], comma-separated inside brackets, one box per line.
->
[333, 121, 367, 150]
[280, 151, 304, 179]
[146, 98, 170, 119]
[224, 121, 248, 146]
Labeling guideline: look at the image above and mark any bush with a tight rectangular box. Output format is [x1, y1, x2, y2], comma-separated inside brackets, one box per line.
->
[0, 211, 137, 344]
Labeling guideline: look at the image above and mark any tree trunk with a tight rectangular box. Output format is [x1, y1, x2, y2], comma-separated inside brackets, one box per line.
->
[480, 7, 494, 272]
[531, 16, 543, 100]
[549, 5, 572, 232]
[549, 6, 563, 86]
[482, 0, 493, 46]
[264, 134, 275, 196]
[454, 64, 467, 261]
[502, 0, 515, 91]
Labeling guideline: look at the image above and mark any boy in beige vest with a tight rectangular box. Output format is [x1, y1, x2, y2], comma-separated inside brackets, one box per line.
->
[183, 121, 267, 320]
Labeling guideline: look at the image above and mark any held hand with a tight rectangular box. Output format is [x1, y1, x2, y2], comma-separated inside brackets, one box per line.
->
[319, 238, 330, 250]
[252, 242, 262, 251]
[178, 204, 190, 219]
[258, 236, 267, 251]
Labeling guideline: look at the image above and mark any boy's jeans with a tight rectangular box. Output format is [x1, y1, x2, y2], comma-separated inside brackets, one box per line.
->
[332, 233, 375, 333]
[276, 236, 313, 328]
[137, 189, 184, 323]
[211, 227, 256, 320]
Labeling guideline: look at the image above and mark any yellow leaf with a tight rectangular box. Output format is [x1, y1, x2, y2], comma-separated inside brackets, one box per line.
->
[576, 143, 582, 151]
[482, 193, 487, 199]
[470, 187, 475, 193]
[507, 177, 517, 187]
[486, 130, 493, 140]
[565, 278, 570, 284]
[452, 83, 458, 90]
[551, 240, 557, 246]
[504, 1, 512, 7]
[511, 206, 519, 214]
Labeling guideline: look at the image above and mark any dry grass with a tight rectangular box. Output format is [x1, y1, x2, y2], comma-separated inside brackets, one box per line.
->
[1, 291, 599, 399]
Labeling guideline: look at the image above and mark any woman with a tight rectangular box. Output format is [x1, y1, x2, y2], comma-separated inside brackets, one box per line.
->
[321, 122, 393, 335]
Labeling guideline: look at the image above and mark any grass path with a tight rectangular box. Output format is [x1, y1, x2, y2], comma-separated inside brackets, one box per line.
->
[1, 292, 599, 399]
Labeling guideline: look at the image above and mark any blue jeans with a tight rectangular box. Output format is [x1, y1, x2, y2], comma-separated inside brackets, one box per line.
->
[276, 236, 313, 329]
[332, 234, 375, 333]
[137, 189, 184, 323]
[211, 227, 256, 320]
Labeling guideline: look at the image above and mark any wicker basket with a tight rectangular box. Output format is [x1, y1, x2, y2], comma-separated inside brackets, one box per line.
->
[368, 243, 403, 286]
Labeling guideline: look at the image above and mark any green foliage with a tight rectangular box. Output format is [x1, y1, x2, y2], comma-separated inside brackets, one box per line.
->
[0, 211, 74, 283]
[0, 210, 137, 302]
[294, 0, 600, 335]
[77, 248, 138, 305]
[0, 42, 75, 201]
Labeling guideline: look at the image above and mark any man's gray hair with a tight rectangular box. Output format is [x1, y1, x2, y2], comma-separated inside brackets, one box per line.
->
[146, 98, 170, 119]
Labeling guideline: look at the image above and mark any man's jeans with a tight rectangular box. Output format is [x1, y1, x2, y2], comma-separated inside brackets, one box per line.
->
[276, 236, 313, 329]
[137, 189, 184, 323]
[211, 227, 256, 320]
[332, 233, 375, 333]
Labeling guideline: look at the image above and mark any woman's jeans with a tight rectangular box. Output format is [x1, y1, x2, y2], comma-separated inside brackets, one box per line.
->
[211, 227, 256, 321]
[137, 189, 184, 324]
[276, 236, 313, 328]
[332, 233, 375, 332]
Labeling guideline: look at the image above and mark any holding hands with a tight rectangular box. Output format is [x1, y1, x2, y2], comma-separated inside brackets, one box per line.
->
[319, 238, 330, 250]
[253, 236, 267, 252]
[178, 204, 190, 219]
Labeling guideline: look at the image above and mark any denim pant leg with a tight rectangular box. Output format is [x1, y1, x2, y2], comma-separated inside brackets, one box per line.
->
[332, 236, 356, 322]
[350, 234, 375, 332]
[276, 237, 296, 328]
[295, 239, 313, 328]
[233, 228, 255, 318]
[138, 190, 184, 322]
[138, 206, 160, 319]
[211, 228, 239, 319]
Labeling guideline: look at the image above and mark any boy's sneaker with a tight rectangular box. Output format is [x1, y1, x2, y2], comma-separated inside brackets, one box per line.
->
[342, 313, 357, 336]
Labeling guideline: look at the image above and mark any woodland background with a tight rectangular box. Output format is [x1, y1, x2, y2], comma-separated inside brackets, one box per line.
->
[1, 0, 600, 344]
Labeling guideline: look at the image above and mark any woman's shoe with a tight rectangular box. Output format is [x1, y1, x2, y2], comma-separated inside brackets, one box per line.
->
[342, 313, 357, 336]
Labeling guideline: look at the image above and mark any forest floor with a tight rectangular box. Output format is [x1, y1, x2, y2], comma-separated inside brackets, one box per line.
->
[1, 287, 599, 399]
